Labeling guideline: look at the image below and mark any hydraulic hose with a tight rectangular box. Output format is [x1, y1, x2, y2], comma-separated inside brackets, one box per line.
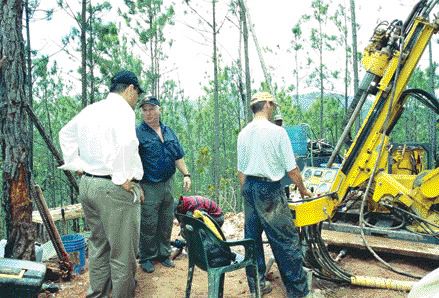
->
[351, 276, 415, 291]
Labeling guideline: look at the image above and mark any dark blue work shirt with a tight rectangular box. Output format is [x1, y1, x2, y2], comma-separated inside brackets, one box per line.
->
[136, 121, 185, 183]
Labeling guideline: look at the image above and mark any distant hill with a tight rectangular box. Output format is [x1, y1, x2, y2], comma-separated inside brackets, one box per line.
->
[291, 92, 352, 111]
[293, 92, 372, 116]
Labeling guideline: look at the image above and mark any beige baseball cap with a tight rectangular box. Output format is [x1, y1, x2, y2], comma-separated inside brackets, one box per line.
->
[250, 91, 278, 106]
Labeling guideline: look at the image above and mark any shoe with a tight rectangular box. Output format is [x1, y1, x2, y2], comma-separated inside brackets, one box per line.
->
[304, 289, 324, 298]
[249, 280, 273, 297]
[160, 258, 175, 268]
[41, 283, 60, 293]
[141, 260, 154, 273]
[261, 280, 272, 295]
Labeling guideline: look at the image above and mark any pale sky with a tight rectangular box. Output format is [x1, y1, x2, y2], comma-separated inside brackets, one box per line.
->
[31, 0, 437, 99]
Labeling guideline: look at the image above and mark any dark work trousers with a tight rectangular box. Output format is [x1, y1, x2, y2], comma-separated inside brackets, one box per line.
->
[139, 179, 174, 264]
[242, 176, 309, 298]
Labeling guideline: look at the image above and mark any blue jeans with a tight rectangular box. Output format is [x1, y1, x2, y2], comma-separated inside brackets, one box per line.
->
[242, 177, 309, 298]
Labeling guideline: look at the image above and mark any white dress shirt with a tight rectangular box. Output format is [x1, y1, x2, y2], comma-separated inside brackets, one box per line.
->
[59, 92, 143, 185]
[237, 118, 297, 182]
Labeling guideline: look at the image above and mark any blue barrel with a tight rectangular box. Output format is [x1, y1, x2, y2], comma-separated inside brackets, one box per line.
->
[285, 125, 308, 157]
[61, 234, 86, 274]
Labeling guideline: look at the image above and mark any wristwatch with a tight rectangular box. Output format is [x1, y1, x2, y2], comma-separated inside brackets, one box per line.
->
[184, 174, 191, 178]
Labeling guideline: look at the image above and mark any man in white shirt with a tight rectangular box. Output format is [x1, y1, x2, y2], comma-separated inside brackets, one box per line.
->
[59, 70, 144, 298]
[237, 92, 312, 298]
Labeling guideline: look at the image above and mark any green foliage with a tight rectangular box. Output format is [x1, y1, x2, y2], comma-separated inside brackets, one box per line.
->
[306, 0, 339, 138]
[94, 34, 145, 90]
[32, 58, 81, 208]
[391, 67, 439, 151]
[302, 94, 345, 143]
[275, 90, 302, 125]
[121, 0, 175, 95]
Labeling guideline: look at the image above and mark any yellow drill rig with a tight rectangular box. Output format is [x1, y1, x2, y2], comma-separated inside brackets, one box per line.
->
[289, 0, 439, 288]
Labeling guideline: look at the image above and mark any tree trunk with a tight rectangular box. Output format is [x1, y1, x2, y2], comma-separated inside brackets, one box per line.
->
[239, 0, 252, 122]
[292, 23, 303, 120]
[428, 42, 437, 160]
[343, 6, 349, 117]
[149, 8, 155, 96]
[25, 0, 34, 173]
[155, 33, 160, 98]
[244, 0, 271, 91]
[294, 49, 302, 120]
[181, 98, 196, 191]
[0, 0, 35, 260]
[349, 0, 360, 129]
[81, 0, 87, 107]
[236, 16, 246, 122]
[88, 1, 95, 104]
[319, 19, 324, 139]
[212, 0, 220, 198]
[43, 88, 56, 204]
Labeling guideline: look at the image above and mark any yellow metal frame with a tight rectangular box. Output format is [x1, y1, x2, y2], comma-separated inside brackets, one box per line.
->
[289, 198, 336, 227]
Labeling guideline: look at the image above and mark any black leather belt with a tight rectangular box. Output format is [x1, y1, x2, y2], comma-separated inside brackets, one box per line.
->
[247, 175, 273, 182]
[83, 172, 140, 183]
[83, 172, 112, 180]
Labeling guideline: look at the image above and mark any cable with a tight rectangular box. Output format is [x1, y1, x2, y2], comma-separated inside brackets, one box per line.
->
[362, 211, 406, 230]
[302, 225, 352, 282]
[399, 89, 439, 115]
[357, 33, 423, 280]
[382, 203, 439, 231]
[423, 0, 439, 16]
[402, 0, 425, 35]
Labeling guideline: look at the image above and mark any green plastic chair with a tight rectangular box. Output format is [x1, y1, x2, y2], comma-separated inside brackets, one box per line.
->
[177, 213, 260, 298]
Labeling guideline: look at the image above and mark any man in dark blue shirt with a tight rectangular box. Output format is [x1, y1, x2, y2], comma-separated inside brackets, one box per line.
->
[136, 96, 191, 274]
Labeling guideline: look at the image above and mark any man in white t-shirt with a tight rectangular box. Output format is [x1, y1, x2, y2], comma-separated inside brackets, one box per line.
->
[237, 91, 312, 298]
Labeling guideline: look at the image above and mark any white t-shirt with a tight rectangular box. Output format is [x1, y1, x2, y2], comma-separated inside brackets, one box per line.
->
[58, 92, 143, 185]
[237, 118, 297, 182]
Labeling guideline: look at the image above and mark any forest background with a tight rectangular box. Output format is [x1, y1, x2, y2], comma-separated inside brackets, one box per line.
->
[0, 0, 438, 241]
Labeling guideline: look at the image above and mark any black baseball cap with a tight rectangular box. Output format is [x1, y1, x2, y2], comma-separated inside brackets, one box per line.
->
[111, 70, 144, 94]
[139, 96, 160, 107]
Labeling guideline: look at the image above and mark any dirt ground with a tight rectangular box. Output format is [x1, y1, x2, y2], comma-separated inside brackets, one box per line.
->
[47, 213, 437, 298]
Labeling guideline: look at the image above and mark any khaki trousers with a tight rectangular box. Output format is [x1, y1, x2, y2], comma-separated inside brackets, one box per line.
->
[79, 176, 141, 298]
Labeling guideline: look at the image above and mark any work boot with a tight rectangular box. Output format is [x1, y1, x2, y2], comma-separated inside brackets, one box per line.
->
[141, 260, 155, 273]
[160, 258, 175, 268]
[260, 280, 272, 295]
[304, 289, 324, 298]
[249, 280, 273, 297]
